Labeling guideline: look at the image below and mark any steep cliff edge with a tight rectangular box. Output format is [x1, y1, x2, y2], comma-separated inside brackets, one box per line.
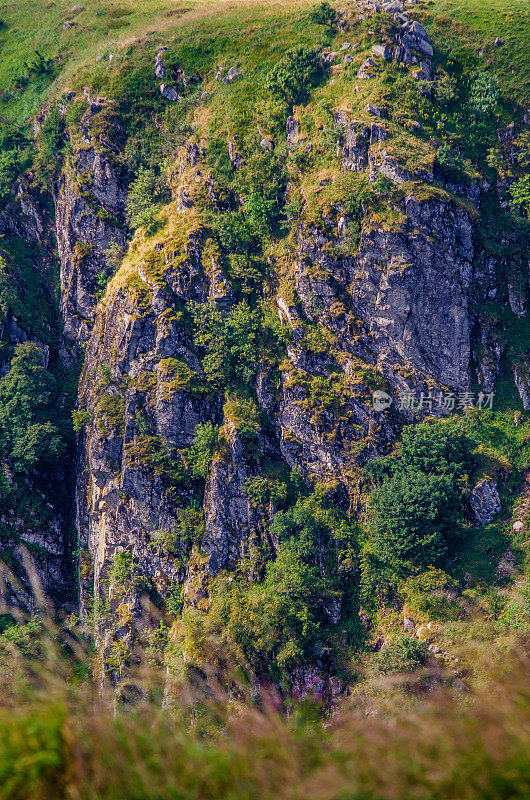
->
[0, 0, 528, 690]
[69, 0, 529, 683]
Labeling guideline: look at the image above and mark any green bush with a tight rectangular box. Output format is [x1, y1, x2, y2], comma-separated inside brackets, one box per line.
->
[436, 142, 466, 175]
[365, 418, 473, 579]
[126, 166, 169, 231]
[373, 634, 428, 674]
[468, 71, 499, 118]
[72, 410, 93, 433]
[0, 343, 64, 472]
[245, 476, 288, 506]
[265, 47, 326, 106]
[402, 569, 460, 621]
[189, 300, 264, 389]
[186, 422, 219, 479]
[0, 149, 22, 199]
[32, 106, 66, 186]
[509, 175, 530, 219]
[309, 2, 337, 32]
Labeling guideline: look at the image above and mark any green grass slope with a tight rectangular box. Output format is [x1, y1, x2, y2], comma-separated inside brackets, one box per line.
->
[1, 0, 529, 125]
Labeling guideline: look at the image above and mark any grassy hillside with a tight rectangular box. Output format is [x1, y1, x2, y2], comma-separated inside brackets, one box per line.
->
[1, 0, 529, 124]
[425, 0, 530, 104]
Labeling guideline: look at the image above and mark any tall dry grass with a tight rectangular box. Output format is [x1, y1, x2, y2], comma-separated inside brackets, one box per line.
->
[0, 605, 529, 800]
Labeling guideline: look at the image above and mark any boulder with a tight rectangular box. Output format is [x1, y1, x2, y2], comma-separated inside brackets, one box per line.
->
[403, 617, 415, 632]
[260, 138, 273, 151]
[343, 55, 354, 65]
[416, 624, 431, 640]
[415, 37, 434, 58]
[159, 84, 180, 102]
[513, 521, 525, 533]
[223, 67, 241, 84]
[372, 44, 391, 60]
[357, 57, 377, 79]
[513, 363, 530, 410]
[469, 478, 501, 525]
[340, 41, 351, 50]
[411, 20, 429, 40]
[286, 115, 299, 145]
[366, 103, 382, 117]
[155, 60, 166, 79]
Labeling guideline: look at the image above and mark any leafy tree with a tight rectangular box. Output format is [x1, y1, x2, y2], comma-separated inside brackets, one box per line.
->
[436, 143, 465, 175]
[126, 166, 169, 231]
[368, 470, 461, 574]
[365, 419, 473, 579]
[509, 175, 530, 219]
[186, 422, 219, 479]
[189, 300, 262, 389]
[0, 343, 64, 472]
[468, 71, 499, 118]
[265, 47, 326, 106]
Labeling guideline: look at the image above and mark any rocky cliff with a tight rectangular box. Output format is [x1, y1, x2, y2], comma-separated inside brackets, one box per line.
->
[0, 0, 528, 686]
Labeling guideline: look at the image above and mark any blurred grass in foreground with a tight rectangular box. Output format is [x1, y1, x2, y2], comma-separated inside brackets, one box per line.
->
[0, 609, 528, 800]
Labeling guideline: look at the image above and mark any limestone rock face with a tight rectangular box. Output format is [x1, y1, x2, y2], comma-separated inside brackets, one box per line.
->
[55, 144, 127, 344]
[294, 191, 473, 394]
[469, 479, 501, 525]
[76, 248, 221, 621]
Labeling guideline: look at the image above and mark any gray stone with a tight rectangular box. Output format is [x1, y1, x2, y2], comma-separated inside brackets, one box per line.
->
[159, 84, 180, 102]
[343, 54, 354, 65]
[403, 617, 415, 632]
[514, 364, 530, 410]
[340, 41, 351, 50]
[334, 111, 370, 171]
[357, 57, 377, 79]
[366, 103, 382, 117]
[223, 67, 241, 84]
[372, 44, 391, 59]
[415, 37, 434, 58]
[286, 115, 299, 145]
[411, 20, 429, 40]
[469, 479, 501, 525]
[260, 138, 273, 151]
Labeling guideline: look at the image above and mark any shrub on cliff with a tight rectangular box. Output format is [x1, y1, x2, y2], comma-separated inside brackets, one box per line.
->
[178, 488, 358, 676]
[365, 419, 473, 579]
[0, 343, 64, 472]
[264, 47, 326, 107]
[126, 166, 169, 232]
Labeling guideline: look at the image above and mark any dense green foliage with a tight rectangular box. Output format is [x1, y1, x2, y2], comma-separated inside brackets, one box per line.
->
[0, 343, 64, 472]
[179, 488, 358, 676]
[125, 165, 170, 231]
[365, 419, 473, 579]
[372, 634, 428, 674]
[264, 46, 327, 107]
